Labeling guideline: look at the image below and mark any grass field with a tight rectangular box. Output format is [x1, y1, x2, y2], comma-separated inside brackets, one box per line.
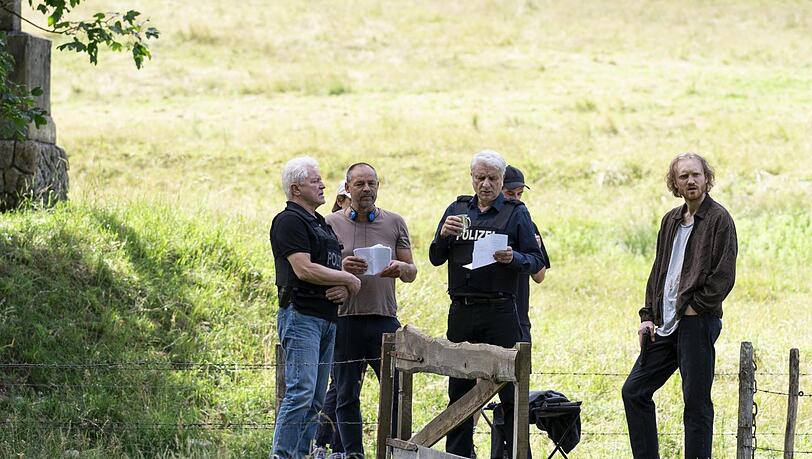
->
[2, 0, 812, 457]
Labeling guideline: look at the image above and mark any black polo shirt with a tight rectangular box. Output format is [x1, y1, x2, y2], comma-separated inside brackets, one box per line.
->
[270, 201, 341, 321]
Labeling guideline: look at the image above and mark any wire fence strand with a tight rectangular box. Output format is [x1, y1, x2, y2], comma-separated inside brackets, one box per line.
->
[6, 361, 804, 378]
[3, 358, 811, 452]
[0, 357, 380, 372]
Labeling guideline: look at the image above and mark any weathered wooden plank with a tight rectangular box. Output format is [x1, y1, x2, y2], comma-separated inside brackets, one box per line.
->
[399, 371, 413, 439]
[377, 333, 397, 459]
[394, 325, 518, 381]
[410, 379, 505, 447]
[387, 438, 417, 451]
[784, 348, 800, 459]
[737, 342, 755, 459]
[512, 342, 531, 459]
[390, 443, 469, 459]
[275, 343, 285, 419]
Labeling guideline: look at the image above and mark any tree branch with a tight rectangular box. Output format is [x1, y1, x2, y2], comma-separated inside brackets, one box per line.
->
[0, 3, 60, 35]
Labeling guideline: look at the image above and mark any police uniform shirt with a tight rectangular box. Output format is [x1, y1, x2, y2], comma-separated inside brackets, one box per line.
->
[429, 193, 545, 297]
[516, 221, 551, 329]
[270, 201, 343, 321]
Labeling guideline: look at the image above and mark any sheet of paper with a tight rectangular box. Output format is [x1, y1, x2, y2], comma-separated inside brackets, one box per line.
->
[463, 233, 508, 270]
[353, 244, 392, 275]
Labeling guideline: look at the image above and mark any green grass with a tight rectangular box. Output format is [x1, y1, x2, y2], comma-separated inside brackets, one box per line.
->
[1, 0, 812, 457]
[0, 202, 277, 457]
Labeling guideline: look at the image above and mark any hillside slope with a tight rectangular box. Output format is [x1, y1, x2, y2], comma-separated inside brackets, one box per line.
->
[0, 201, 277, 457]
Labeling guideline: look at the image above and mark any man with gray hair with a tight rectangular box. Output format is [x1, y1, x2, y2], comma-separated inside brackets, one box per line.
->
[622, 153, 737, 458]
[430, 150, 545, 458]
[270, 156, 361, 458]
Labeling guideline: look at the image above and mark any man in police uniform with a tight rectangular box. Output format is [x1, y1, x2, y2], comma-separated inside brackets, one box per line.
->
[430, 150, 545, 458]
[502, 165, 550, 344]
[270, 156, 361, 458]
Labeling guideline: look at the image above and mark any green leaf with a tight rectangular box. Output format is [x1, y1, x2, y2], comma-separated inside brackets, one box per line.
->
[30, 87, 44, 97]
[33, 114, 47, 127]
[123, 10, 140, 23]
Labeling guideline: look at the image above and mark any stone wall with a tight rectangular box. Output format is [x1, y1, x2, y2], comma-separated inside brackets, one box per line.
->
[0, 140, 69, 210]
[1, 0, 69, 210]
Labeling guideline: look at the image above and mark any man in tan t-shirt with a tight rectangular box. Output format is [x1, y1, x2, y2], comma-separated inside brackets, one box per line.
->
[325, 162, 417, 457]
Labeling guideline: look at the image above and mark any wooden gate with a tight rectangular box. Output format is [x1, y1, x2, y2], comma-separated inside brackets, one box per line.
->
[377, 325, 531, 459]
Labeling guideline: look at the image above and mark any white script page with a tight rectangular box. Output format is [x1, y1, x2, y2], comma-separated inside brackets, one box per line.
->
[353, 244, 392, 275]
[463, 233, 508, 270]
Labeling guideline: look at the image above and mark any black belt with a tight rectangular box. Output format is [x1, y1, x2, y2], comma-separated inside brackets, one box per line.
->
[452, 296, 513, 305]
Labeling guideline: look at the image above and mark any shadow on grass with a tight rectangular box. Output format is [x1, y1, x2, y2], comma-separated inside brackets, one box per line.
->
[0, 204, 274, 457]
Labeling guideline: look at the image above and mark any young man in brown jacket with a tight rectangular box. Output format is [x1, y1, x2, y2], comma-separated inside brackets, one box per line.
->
[622, 153, 738, 459]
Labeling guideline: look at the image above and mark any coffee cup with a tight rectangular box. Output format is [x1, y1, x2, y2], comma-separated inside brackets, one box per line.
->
[455, 214, 471, 232]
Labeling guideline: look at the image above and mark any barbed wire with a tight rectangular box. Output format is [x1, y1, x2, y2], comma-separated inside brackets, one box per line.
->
[531, 371, 627, 377]
[756, 446, 812, 455]
[473, 431, 743, 437]
[3, 362, 796, 378]
[753, 372, 812, 377]
[751, 356, 758, 458]
[757, 387, 810, 397]
[0, 382, 237, 390]
[0, 419, 377, 431]
[0, 357, 380, 371]
[11, 419, 805, 438]
[3, 355, 812, 453]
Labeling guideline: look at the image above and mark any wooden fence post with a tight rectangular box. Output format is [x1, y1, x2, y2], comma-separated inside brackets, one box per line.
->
[377, 333, 396, 459]
[737, 341, 755, 459]
[784, 348, 800, 459]
[398, 371, 413, 440]
[513, 342, 531, 459]
[275, 343, 285, 419]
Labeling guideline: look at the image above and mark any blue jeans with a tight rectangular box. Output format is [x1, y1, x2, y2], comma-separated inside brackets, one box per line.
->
[314, 364, 345, 451]
[272, 306, 336, 458]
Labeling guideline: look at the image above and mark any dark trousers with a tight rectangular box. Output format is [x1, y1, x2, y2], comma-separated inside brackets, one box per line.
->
[446, 299, 521, 458]
[314, 365, 344, 451]
[518, 323, 532, 344]
[622, 314, 722, 459]
[335, 315, 400, 457]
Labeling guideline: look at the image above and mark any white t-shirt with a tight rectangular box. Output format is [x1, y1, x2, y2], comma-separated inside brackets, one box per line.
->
[657, 222, 693, 337]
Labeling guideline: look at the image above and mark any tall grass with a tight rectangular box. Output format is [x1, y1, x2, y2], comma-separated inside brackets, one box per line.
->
[0, 202, 277, 457]
[2, 0, 811, 456]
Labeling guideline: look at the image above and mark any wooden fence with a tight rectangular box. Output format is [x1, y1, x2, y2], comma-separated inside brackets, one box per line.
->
[272, 337, 805, 457]
[376, 325, 531, 459]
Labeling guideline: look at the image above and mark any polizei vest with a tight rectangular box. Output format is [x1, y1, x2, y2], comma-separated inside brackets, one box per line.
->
[448, 196, 522, 297]
[272, 206, 343, 307]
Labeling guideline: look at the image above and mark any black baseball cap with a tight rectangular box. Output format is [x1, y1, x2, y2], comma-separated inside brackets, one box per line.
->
[504, 165, 530, 189]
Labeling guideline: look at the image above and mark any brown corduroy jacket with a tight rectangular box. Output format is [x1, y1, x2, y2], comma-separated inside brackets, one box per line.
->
[639, 194, 738, 324]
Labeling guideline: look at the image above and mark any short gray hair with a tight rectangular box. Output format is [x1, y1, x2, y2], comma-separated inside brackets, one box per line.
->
[281, 156, 319, 200]
[470, 150, 507, 176]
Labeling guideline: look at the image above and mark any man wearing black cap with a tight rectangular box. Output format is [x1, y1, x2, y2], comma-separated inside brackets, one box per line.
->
[502, 165, 551, 343]
[430, 150, 545, 458]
